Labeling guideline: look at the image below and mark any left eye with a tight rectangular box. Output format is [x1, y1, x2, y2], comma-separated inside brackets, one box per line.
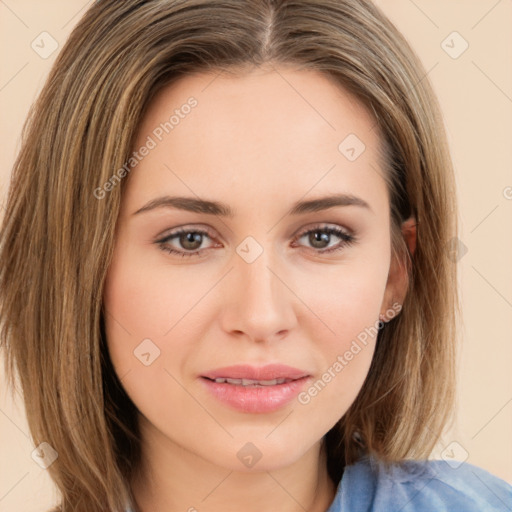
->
[155, 225, 356, 258]
[292, 225, 356, 253]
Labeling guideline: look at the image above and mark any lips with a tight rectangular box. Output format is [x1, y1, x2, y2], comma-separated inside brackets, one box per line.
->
[200, 364, 312, 413]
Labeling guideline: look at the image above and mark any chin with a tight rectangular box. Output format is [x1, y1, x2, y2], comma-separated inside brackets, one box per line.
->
[204, 430, 320, 473]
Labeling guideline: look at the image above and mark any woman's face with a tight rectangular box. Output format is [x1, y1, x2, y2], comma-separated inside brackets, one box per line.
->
[103, 66, 407, 472]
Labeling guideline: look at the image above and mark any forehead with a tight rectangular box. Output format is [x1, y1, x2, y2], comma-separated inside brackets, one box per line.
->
[123, 67, 388, 214]
[138, 66, 380, 151]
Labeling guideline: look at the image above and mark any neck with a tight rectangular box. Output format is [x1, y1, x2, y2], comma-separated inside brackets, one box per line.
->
[130, 421, 337, 512]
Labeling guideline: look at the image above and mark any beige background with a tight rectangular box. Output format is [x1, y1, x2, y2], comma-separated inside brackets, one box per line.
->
[1, 0, 511, 510]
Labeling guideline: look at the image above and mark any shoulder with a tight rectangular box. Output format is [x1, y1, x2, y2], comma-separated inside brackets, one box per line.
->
[327, 454, 512, 512]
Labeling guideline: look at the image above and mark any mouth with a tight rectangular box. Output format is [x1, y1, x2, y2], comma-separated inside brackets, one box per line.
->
[199, 364, 311, 413]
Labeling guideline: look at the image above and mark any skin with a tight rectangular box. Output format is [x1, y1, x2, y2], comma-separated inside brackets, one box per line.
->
[103, 64, 416, 512]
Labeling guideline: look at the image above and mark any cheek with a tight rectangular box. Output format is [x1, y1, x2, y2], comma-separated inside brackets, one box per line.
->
[102, 248, 198, 429]
[297, 250, 389, 344]
[102, 247, 170, 382]
[291, 255, 389, 417]
[103, 245, 214, 352]
[102, 244, 222, 415]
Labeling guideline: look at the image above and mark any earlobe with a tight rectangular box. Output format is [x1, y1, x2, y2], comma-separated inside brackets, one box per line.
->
[379, 301, 402, 323]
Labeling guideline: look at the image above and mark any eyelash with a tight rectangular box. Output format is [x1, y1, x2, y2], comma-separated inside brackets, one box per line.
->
[155, 224, 356, 258]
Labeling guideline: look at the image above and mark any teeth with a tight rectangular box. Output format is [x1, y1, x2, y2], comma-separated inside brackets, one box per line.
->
[212, 377, 291, 386]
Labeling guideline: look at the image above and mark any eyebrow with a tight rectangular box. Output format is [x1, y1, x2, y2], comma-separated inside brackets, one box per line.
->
[132, 193, 372, 217]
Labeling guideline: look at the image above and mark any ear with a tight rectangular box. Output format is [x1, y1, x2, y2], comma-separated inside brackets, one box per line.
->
[401, 216, 417, 257]
[379, 217, 417, 322]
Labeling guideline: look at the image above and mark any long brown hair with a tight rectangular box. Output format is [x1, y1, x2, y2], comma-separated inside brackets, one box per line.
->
[0, 1, 459, 510]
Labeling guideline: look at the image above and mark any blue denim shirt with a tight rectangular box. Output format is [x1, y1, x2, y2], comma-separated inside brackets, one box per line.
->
[326, 455, 512, 511]
[126, 455, 512, 511]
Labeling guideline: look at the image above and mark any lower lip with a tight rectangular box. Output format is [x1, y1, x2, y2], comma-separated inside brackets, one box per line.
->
[200, 376, 311, 413]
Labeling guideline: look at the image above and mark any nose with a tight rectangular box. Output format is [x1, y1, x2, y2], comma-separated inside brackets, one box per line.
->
[219, 248, 298, 343]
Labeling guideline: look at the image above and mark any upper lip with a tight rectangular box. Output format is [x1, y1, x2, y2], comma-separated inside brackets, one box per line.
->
[201, 364, 310, 381]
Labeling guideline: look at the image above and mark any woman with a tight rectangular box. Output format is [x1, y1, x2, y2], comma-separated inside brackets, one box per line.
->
[1, 1, 510, 511]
